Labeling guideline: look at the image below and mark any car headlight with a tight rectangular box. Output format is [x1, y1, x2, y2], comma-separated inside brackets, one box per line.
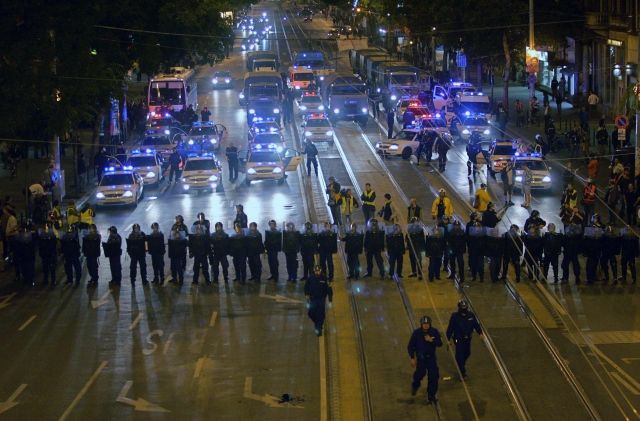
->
[390, 95, 397, 101]
[300, 105, 307, 110]
[333, 108, 340, 114]
[210, 139, 217, 144]
[362, 107, 368, 113]
[239, 92, 245, 99]
[213, 79, 218, 84]
[276, 146, 283, 153]
[304, 131, 312, 137]
[225, 78, 230, 83]
[181, 178, 187, 182]
[183, 184, 189, 190]
[188, 139, 194, 145]
[96, 192, 105, 199]
[325, 130, 333, 136]
[209, 175, 218, 181]
[515, 176, 523, 182]
[483, 129, 490, 135]
[146, 171, 156, 178]
[389, 144, 399, 150]
[247, 168, 257, 174]
[376, 88, 381, 93]
[273, 108, 280, 114]
[542, 176, 551, 182]
[164, 129, 170, 135]
[319, 105, 325, 110]
[242, 44, 247, 50]
[462, 129, 470, 135]
[273, 167, 282, 174]
[295, 85, 301, 90]
[123, 190, 133, 198]
[249, 109, 255, 114]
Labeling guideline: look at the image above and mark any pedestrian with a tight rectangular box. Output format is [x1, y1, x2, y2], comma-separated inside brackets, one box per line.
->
[168, 229, 187, 284]
[37, 222, 58, 286]
[514, 99, 524, 127]
[500, 161, 515, 206]
[407, 198, 421, 221]
[200, 106, 211, 122]
[171, 215, 189, 270]
[447, 221, 466, 282]
[587, 91, 599, 118]
[431, 189, 453, 222]
[583, 219, 603, 284]
[316, 222, 337, 280]
[363, 218, 385, 278]
[386, 223, 405, 278]
[501, 224, 523, 282]
[360, 183, 376, 223]
[387, 110, 395, 139]
[304, 265, 333, 336]
[559, 75, 566, 103]
[147, 222, 165, 285]
[234, 204, 248, 228]
[342, 223, 364, 279]
[473, 183, 491, 212]
[246, 222, 264, 282]
[378, 193, 396, 225]
[341, 189, 358, 226]
[192, 212, 211, 235]
[467, 221, 485, 282]
[283, 222, 301, 282]
[521, 164, 533, 207]
[524, 209, 546, 233]
[542, 223, 562, 283]
[561, 184, 578, 209]
[263, 220, 282, 281]
[77, 153, 87, 191]
[425, 225, 446, 281]
[408, 315, 442, 403]
[300, 222, 318, 281]
[210, 222, 230, 283]
[551, 76, 559, 99]
[523, 226, 544, 281]
[582, 180, 597, 222]
[60, 225, 82, 286]
[555, 91, 563, 115]
[446, 300, 483, 379]
[229, 223, 248, 283]
[82, 224, 101, 286]
[624, 183, 638, 225]
[127, 224, 148, 286]
[587, 155, 598, 180]
[604, 179, 623, 224]
[326, 177, 343, 226]
[102, 226, 122, 286]
[79, 203, 95, 233]
[66, 200, 80, 228]
[620, 228, 638, 284]
[226, 143, 239, 182]
[406, 218, 425, 279]
[302, 140, 319, 176]
[596, 122, 609, 156]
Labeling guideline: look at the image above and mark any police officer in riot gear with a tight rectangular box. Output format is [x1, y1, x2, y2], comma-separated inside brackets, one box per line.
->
[386, 223, 406, 278]
[283, 222, 301, 282]
[467, 221, 485, 282]
[620, 228, 638, 284]
[127, 224, 148, 285]
[210, 222, 230, 283]
[189, 224, 210, 284]
[601, 225, 620, 283]
[523, 226, 544, 281]
[364, 218, 385, 278]
[502, 225, 523, 282]
[192, 212, 211, 235]
[406, 218, 425, 279]
[147, 222, 165, 284]
[264, 220, 282, 281]
[342, 223, 364, 279]
[82, 224, 101, 286]
[168, 229, 187, 284]
[103, 226, 122, 286]
[229, 223, 248, 283]
[318, 222, 338, 280]
[14, 223, 36, 285]
[61, 224, 82, 286]
[561, 223, 582, 284]
[542, 223, 562, 283]
[300, 222, 318, 281]
[172, 215, 189, 271]
[447, 220, 466, 282]
[305, 265, 333, 336]
[425, 225, 445, 281]
[583, 219, 603, 284]
[408, 315, 442, 403]
[246, 222, 264, 282]
[485, 227, 503, 283]
[523, 209, 546, 233]
[38, 222, 58, 286]
[446, 300, 483, 379]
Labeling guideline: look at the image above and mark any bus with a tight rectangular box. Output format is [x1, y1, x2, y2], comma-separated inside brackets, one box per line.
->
[147, 67, 198, 115]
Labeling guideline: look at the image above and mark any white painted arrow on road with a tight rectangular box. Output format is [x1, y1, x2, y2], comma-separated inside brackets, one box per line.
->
[259, 284, 304, 304]
[91, 291, 111, 309]
[0, 293, 17, 310]
[0, 384, 27, 415]
[243, 377, 304, 409]
[116, 381, 170, 413]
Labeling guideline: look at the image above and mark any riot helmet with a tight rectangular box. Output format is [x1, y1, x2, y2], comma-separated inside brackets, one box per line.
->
[458, 300, 469, 312]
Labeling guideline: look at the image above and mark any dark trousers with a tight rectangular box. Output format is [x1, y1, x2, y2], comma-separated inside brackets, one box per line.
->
[412, 357, 439, 400]
[168, 165, 180, 182]
[438, 153, 447, 171]
[130, 255, 147, 283]
[525, 253, 542, 280]
[306, 157, 318, 176]
[210, 255, 229, 281]
[502, 255, 521, 281]
[248, 254, 262, 280]
[170, 257, 184, 282]
[233, 255, 247, 281]
[362, 205, 375, 223]
[41, 256, 56, 284]
[561, 253, 581, 282]
[600, 254, 618, 281]
[409, 250, 423, 276]
[64, 256, 82, 284]
[285, 252, 299, 281]
[151, 253, 164, 281]
[301, 252, 314, 279]
[109, 256, 122, 284]
[347, 253, 360, 278]
[449, 252, 464, 281]
[621, 255, 637, 282]
[319, 252, 334, 279]
[267, 250, 279, 279]
[388, 252, 403, 277]
[329, 206, 342, 226]
[228, 160, 238, 181]
[19, 258, 34, 284]
[429, 254, 443, 280]
[86, 256, 99, 282]
[489, 256, 502, 282]
[308, 299, 326, 331]
[585, 255, 599, 283]
[193, 255, 210, 283]
[366, 251, 384, 276]
[469, 253, 484, 281]
[387, 122, 394, 139]
[454, 339, 472, 376]
[543, 254, 559, 281]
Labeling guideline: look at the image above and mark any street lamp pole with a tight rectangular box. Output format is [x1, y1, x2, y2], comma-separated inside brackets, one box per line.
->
[634, 82, 640, 177]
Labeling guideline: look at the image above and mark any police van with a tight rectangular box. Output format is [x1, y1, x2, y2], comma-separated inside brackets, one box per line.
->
[513, 152, 552, 190]
[241, 145, 302, 185]
[125, 149, 163, 186]
[181, 153, 222, 193]
[375, 124, 420, 159]
[488, 140, 518, 173]
[95, 166, 144, 207]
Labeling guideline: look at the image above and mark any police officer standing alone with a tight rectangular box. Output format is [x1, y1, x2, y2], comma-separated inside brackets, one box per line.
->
[318, 222, 337, 281]
[83, 224, 101, 286]
[103, 226, 122, 286]
[342, 223, 364, 279]
[127, 224, 148, 286]
[226, 143, 239, 182]
[61, 225, 82, 286]
[408, 316, 443, 403]
[446, 300, 483, 379]
[302, 140, 319, 177]
[283, 222, 301, 282]
[305, 265, 333, 336]
[210, 222, 230, 283]
[147, 222, 165, 284]
[264, 220, 282, 281]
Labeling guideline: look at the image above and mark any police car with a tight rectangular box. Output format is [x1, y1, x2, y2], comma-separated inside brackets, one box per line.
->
[513, 152, 552, 190]
[185, 121, 226, 153]
[395, 98, 419, 123]
[375, 125, 420, 159]
[145, 114, 181, 138]
[248, 119, 281, 142]
[141, 136, 174, 162]
[488, 140, 518, 173]
[420, 113, 453, 142]
[125, 149, 163, 186]
[402, 105, 433, 126]
[251, 132, 286, 153]
[297, 93, 325, 115]
[181, 153, 222, 193]
[241, 145, 302, 185]
[95, 166, 144, 207]
[455, 113, 492, 141]
[212, 71, 233, 89]
[302, 115, 334, 143]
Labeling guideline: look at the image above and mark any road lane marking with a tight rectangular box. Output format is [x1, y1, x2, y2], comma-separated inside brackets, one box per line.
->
[0, 384, 27, 415]
[0, 293, 17, 310]
[319, 336, 327, 421]
[58, 361, 108, 421]
[116, 380, 170, 413]
[243, 376, 304, 408]
[129, 313, 143, 330]
[209, 311, 218, 327]
[193, 357, 206, 378]
[623, 357, 640, 364]
[91, 291, 111, 309]
[259, 284, 304, 304]
[163, 332, 176, 355]
[142, 330, 164, 356]
[18, 315, 36, 331]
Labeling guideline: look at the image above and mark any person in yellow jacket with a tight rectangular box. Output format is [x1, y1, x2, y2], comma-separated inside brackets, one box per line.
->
[431, 189, 453, 221]
[473, 183, 491, 212]
[341, 188, 359, 226]
[66, 200, 80, 227]
[79, 203, 95, 230]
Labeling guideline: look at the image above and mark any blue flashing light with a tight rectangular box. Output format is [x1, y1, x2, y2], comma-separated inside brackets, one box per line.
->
[435, 113, 441, 118]
[464, 111, 471, 116]
[164, 113, 170, 118]
[187, 152, 199, 158]
[131, 149, 141, 154]
[145, 148, 153, 154]
[123, 165, 134, 171]
[105, 166, 115, 172]
[188, 139, 194, 145]
[515, 152, 520, 157]
[254, 144, 262, 150]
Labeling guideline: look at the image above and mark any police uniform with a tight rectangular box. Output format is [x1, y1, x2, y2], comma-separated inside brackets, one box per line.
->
[620, 229, 638, 284]
[15, 229, 37, 285]
[485, 228, 503, 283]
[561, 224, 582, 284]
[61, 229, 82, 285]
[127, 230, 148, 285]
[102, 231, 122, 285]
[304, 271, 333, 336]
[343, 228, 364, 279]
[446, 307, 482, 377]
[210, 229, 230, 282]
[189, 228, 210, 284]
[502, 229, 523, 282]
[583, 226, 603, 284]
[82, 230, 101, 285]
[246, 228, 264, 281]
[600, 228, 621, 283]
[318, 227, 338, 280]
[168, 233, 187, 284]
[171, 222, 189, 270]
[283, 228, 301, 282]
[407, 321, 442, 402]
[386, 227, 406, 278]
[447, 224, 466, 282]
[466, 225, 485, 282]
[38, 228, 58, 285]
[299, 227, 318, 280]
[147, 230, 166, 284]
[229, 230, 248, 282]
[523, 229, 544, 281]
[406, 223, 425, 278]
[542, 231, 563, 283]
[264, 227, 282, 281]
[364, 223, 385, 278]
[425, 228, 445, 281]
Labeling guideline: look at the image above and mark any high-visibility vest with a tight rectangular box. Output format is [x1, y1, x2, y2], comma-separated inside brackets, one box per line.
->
[80, 208, 95, 225]
[67, 206, 79, 225]
[362, 190, 375, 207]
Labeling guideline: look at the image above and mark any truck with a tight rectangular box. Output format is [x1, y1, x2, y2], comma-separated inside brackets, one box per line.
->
[373, 62, 423, 109]
[293, 51, 333, 76]
[239, 71, 283, 106]
[252, 58, 278, 72]
[349, 48, 387, 74]
[320, 73, 369, 125]
[246, 51, 279, 72]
